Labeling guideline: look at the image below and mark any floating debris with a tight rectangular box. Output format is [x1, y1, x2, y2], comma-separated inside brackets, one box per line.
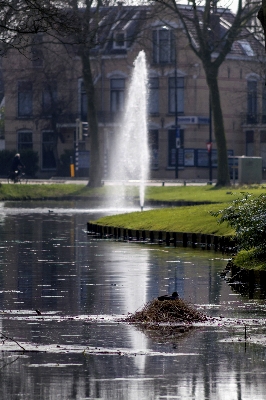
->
[124, 298, 207, 325]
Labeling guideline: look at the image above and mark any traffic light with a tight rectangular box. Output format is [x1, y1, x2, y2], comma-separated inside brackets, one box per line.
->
[80, 122, 89, 140]
[76, 118, 89, 141]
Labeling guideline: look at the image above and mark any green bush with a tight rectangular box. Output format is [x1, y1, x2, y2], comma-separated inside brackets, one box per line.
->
[211, 193, 266, 256]
[0, 149, 39, 177]
[19, 149, 39, 177]
[0, 150, 15, 176]
[58, 149, 75, 177]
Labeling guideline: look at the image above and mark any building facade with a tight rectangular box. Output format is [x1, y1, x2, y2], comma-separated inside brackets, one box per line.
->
[2, 4, 266, 180]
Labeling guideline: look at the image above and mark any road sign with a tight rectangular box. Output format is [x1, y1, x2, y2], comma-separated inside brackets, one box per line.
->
[207, 142, 212, 153]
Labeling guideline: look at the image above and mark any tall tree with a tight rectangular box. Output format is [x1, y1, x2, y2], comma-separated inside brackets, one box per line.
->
[258, 0, 266, 48]
[3, 35, 76, 174]
[73, 0, 102, 187]
[153, 0, 260, 186]
[0, 0, 78, 54]
[0, 0, 123, 186]
[61, 1, 145, 187]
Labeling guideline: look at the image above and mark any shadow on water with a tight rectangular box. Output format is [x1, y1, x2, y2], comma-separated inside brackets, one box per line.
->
[0, 200, 265, 399]
[221, 261, 266, 300]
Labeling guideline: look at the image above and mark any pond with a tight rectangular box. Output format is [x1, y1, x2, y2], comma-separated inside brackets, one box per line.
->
[0, 201, 265, 400]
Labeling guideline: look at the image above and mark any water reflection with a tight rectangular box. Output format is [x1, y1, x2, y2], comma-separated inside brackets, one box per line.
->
[0, 201, 265, 399]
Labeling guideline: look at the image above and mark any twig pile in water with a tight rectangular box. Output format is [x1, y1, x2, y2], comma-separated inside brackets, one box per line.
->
[125, 298, 207, 324]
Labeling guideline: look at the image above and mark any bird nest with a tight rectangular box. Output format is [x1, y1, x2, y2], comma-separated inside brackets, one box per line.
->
[124, 298, 207, 325]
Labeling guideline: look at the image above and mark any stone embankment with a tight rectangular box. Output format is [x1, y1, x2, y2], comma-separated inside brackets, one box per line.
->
[87, 222, 235, 252]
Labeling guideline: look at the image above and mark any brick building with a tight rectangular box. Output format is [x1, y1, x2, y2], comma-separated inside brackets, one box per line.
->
[2, 4, 265, 179]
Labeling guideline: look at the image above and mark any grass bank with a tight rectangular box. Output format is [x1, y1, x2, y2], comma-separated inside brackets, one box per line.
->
[144, 184, 266, 203]
[93, 203, 234, 237]
[0, 183, 106, 200]
[0, 182, 266, 202]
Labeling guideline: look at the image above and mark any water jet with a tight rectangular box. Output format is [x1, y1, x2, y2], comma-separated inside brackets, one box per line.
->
[109, 51, 149, 209]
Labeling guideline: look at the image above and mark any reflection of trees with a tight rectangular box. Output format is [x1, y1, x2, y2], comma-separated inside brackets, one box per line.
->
[134, 323, 195, 345]
[0, 213, 82, 313]
[0, 353, 20, 370]
[207, 259, 223, 305]
[0, 212, 265, 398]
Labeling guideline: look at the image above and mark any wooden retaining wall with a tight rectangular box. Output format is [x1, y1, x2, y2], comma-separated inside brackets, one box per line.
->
[87, 222, 235, 252]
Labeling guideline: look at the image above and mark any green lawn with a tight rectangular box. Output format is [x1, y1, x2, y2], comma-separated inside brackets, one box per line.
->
[144, 184, 266, 203]
[91, 184, 266, 237]
[93, 203, 234, 237]
[0, 183, 106, 200]
[0, 182, 265, 202]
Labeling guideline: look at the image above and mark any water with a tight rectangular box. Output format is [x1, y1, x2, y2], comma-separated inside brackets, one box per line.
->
[0, 201, 266, 399]
[109, 51, 149, 209]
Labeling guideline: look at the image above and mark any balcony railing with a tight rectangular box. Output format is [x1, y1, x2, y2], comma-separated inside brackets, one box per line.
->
[241, 113, 266, 125]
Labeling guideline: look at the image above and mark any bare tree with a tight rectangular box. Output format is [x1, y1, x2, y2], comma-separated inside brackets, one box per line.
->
[0, 0, 79, 54]
[33, 50, 76, 173]
[0, 0, 151, 186]
[257, 0, 266, 49]
[3, 37, 76, 174]
[60, 1, 147, 187]
[152, 0, 260, 186]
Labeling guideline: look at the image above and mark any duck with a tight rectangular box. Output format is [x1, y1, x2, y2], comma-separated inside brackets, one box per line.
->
[157, 291, 179, 301]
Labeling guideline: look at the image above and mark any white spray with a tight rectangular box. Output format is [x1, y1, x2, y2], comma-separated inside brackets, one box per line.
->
[109, 50, 149, 210]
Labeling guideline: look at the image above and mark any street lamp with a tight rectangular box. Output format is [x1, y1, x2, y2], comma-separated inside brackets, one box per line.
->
[207, 92, 213, 184]
[174, 33, 180, 179]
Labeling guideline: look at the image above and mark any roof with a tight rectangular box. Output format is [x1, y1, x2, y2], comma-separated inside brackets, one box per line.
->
[85, 4, 264, 60]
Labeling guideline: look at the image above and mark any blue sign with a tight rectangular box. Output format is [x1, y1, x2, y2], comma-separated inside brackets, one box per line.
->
[177, 116, 210, 125]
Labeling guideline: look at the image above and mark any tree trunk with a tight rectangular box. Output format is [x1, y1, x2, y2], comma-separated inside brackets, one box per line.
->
[52, 134, 60, 174]
[206, 69, 230, 186]
[82, 52, 102, 187]
[51, 118, 61, 175]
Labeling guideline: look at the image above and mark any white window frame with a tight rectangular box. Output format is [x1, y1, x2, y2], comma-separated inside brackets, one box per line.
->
[113, 31, 126, 49]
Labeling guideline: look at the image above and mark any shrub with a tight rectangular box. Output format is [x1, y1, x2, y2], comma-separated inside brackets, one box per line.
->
[19, 149, 39, 177]
[0, 150, 15, 176]
[211, 193, 266, 256]
[58, 149, 75, 177]
[0, 149, 39, 177]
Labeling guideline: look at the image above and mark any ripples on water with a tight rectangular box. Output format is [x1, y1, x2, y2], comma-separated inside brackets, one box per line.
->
[0, 201, 265, 400]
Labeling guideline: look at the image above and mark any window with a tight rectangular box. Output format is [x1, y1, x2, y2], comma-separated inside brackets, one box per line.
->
[168, 129, 184, 167]
[110, 78, 125, 113]
[246, 130, 254, 156]
[42, 82, 57, 116]
[42, 131, 56, 170]
[18, 131, 33, 150]
[31, 35, 43, 67]
[262, 85, 266, 124]
[247, 80, 257, 124]
[149, 130, 159, 169]
[152, 28, 175, 64]
[18, 81, 33, 117]
[197, 149, 209, 167]
[0, 75, 4, 104]
[184, 149, 195, 166]
[168, 77, 184, 114]
[149, 78, 159, 114]
[114, 32, 125, 48]
[260, 131, 266, 168]
[80, 81, 88, 121]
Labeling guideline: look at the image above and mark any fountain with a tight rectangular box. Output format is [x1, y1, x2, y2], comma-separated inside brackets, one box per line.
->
[109, 50, 149, 210]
